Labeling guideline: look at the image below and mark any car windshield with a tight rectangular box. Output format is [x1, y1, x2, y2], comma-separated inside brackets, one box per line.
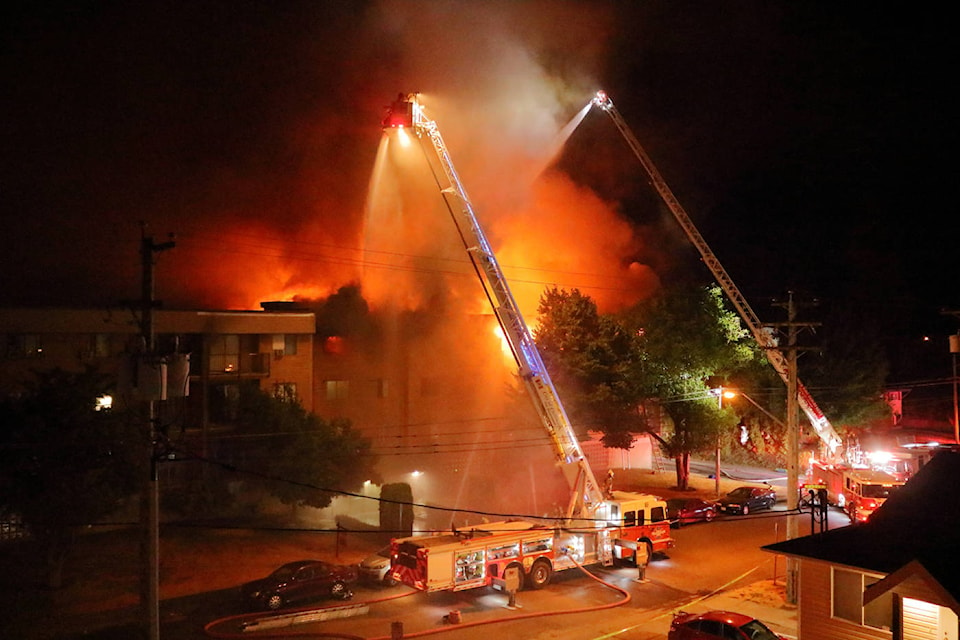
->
[377, 546, 392, 559]
[269, 564, 299, 581]
[862, 484, 899, 499]
[739, 619, 780, 640]
[727, 488, 752, 499]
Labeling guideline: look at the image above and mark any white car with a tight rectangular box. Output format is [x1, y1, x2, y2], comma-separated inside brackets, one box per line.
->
[358, 545, 396, 586]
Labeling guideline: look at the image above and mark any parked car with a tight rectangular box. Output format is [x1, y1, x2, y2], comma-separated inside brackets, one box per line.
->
[666, 498, 718, 527]
[717, 485, 777, 515]
[241, 559, 358, 611]
[669, 609, 784, 640]
[358, 545, 397, 586]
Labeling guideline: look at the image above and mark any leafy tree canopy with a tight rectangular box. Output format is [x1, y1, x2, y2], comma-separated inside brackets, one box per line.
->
[0, 367, 144, 587]
[229, 388, 379, 510]
[536, 287, 645, 448]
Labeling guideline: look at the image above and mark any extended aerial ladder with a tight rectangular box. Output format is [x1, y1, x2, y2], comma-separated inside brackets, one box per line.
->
[590, 91, 843, 456]
[382, 94, 605, 520]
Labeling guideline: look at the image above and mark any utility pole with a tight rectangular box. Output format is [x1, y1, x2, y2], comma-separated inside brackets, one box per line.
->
[139, 228, 175, 640]
[770, 292, 819, 605]
[943, 310, 960, 444]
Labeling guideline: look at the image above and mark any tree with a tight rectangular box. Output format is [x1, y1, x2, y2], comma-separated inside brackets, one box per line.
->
[535, 287, 646, 448]
[536, 285, 764, 490]
[624, 285, 763, 489]
[228, 388, 379, 513]
[0, 367, 144, 588]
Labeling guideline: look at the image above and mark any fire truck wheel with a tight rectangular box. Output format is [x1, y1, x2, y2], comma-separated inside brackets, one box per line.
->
[526, 559, 552, 590]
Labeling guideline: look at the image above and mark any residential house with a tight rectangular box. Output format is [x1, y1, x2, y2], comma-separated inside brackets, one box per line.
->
[763, 449, 960, 640]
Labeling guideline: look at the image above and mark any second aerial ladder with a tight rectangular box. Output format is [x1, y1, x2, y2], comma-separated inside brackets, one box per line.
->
[590, 91, 843, 456]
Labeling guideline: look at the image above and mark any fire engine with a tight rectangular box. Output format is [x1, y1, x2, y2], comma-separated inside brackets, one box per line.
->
[381, 94, 672, 593]
[807, 460, 904, 522]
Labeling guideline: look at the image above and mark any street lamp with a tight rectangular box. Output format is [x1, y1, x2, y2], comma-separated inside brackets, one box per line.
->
[712, 388, 737, 497]
[951, 333, 959, 444]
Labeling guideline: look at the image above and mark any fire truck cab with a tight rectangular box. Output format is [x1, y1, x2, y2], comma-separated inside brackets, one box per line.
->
[599, 491, 674, 563]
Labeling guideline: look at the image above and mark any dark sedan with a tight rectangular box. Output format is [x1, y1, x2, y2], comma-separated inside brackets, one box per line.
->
[241, 559, 358, 611]
[717, 485, 777, 515]
[666, 497, 718, 527]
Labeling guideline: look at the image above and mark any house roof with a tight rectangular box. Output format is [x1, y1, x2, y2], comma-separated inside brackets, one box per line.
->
[863, 560, 960, 611]
[762, 449, 960, 599]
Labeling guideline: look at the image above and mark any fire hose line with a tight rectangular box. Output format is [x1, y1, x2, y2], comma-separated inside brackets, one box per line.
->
[362, 555, 632, 640]
[203, 556, 630, 640]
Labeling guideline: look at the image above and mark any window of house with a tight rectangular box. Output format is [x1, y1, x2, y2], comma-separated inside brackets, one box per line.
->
[325, 380, 349, 401]
[832, 567, 892, 629]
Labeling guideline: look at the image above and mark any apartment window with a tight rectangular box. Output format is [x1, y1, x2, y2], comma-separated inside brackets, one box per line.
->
[93, 333, 110, 357]
[209, 335, 240, 373]
[5, 334, 42, 359]
[272, 334, 299, 356]
[80, 333, 110, 359]
[832, 567, 892, 629]
[274, 382, 297, 402]
[325, 380, 349, 401]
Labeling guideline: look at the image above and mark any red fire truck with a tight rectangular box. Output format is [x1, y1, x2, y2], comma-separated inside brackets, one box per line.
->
[389, 494, 673, 592]
[382, 95, 672, 594]
[807, 460, 904, 522]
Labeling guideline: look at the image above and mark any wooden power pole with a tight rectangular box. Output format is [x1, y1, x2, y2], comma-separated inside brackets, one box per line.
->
[770, 292, 819, 605]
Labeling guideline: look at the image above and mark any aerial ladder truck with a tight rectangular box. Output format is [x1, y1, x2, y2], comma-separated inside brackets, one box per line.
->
[380, 94, 672, 593]
[590, 91, 844, 458]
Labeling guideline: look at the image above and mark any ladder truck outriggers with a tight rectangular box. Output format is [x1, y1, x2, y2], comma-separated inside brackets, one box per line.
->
[380, 94, 673, 593]
[590, 91, 845, 460]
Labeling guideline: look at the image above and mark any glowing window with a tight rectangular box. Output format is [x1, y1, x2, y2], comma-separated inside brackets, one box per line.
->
[325, 380, 349, 401]
[209, 335, 240, 372]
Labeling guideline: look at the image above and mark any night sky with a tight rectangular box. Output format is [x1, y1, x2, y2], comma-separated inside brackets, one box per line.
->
[2, 2, 956, 387]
